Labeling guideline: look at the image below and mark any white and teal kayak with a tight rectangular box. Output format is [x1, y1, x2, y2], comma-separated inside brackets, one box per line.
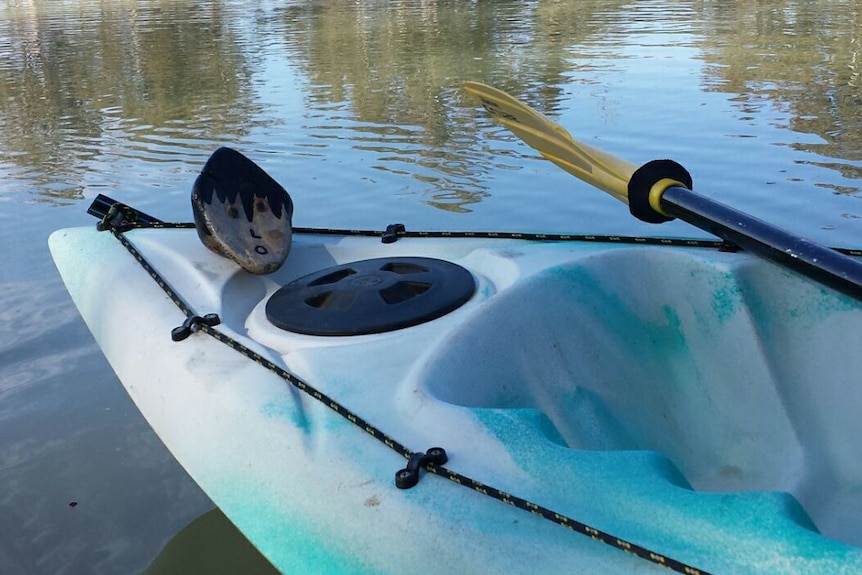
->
[49, 84, 862, 574]
[51, 206, 862, 575]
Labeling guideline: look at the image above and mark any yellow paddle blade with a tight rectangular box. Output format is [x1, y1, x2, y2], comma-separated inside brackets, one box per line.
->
[463, 81, 636, 205]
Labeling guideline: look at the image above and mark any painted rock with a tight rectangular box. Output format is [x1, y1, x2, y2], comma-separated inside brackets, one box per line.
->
[192, 147, 294, 275]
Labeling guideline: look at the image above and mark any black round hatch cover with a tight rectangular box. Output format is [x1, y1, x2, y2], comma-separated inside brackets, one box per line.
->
[265, 257, 476, 336]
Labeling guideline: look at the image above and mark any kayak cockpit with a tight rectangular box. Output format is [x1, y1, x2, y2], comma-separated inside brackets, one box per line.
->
[418, 247, 862, 545]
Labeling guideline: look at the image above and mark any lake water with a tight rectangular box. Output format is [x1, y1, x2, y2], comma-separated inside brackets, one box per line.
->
[1, 0, 861, 573]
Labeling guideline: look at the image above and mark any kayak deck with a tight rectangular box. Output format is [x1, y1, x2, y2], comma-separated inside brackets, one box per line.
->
[49, 225, 862, 574]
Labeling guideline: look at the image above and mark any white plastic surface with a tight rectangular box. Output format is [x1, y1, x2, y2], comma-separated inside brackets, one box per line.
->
[50, 226, 862, 574]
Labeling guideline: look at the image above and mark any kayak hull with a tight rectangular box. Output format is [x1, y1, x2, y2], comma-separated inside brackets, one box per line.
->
[49, 225, 862, 574]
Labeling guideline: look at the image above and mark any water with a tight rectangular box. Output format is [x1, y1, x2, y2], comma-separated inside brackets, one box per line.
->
[1, 0, 861, 572]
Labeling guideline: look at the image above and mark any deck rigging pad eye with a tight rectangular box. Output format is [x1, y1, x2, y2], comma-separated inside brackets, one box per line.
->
[265, 257, 476, 336]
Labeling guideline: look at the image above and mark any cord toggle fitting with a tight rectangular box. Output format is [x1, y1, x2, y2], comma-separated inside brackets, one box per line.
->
[171, 313, 221, 342]
[381, 223, 406, 244]
[395, 447, 448, 489]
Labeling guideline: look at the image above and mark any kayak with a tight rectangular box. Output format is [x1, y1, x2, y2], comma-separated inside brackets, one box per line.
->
[50, 200, 862, 575]
[49, 84, 862, 574]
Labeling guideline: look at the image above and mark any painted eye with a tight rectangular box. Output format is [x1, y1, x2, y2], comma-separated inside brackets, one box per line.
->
[226, 205, 239, 218]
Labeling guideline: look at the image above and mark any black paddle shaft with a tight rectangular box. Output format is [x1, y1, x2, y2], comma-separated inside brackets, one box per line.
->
[660, 185, 862, 303]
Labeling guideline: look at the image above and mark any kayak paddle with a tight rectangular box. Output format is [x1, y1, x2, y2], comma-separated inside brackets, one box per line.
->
[191, 147, 294, 275]
[464, 81, 862, 303]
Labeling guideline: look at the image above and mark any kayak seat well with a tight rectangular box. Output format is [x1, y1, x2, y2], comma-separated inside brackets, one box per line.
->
[418, 247, 862, 545]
